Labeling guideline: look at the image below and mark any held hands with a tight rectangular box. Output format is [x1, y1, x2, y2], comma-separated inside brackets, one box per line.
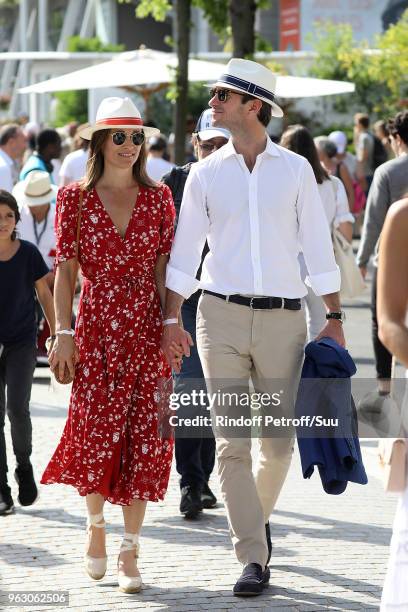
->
[48, 335, 79, 383]
[161, 324, 194, 374]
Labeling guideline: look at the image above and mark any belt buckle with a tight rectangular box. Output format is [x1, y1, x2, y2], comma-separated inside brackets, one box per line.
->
[249, 297, 262, 310]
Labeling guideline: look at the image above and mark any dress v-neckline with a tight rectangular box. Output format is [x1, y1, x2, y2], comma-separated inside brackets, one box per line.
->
[94, 186, 142, 242]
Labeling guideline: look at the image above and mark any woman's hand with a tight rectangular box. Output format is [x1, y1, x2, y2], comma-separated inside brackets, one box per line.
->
[48, 335, 79, 382]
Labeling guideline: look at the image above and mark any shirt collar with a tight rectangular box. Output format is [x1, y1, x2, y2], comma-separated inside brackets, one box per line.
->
[0, 148, 14, 166]
[222, 135, 281, 159]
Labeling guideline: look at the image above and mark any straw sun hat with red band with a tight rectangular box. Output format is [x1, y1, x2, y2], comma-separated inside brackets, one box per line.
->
[78, 97, 160, 140]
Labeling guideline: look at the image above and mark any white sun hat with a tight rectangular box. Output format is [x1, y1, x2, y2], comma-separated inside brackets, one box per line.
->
[78, 96, 160, 140]
[194, 109, 231, 141]
[13, 171, 58, 208]
[207, 58, 283, 118]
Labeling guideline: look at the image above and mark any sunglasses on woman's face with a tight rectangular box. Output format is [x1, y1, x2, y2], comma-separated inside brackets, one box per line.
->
[111, 131, 145, 146]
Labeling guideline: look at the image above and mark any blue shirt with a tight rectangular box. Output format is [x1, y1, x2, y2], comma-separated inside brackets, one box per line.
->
[19, 153, 55, 183]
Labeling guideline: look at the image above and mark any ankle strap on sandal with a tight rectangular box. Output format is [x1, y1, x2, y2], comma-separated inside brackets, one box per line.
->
[120, 533, 140, 555]
[87, 512, 106, 528]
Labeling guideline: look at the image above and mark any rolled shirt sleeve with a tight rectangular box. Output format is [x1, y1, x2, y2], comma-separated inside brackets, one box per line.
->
[166, 164, 209, 299]
[297, 161, 341, 296]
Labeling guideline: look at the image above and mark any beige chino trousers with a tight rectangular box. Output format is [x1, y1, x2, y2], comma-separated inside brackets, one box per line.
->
[196, 293, 306, 567]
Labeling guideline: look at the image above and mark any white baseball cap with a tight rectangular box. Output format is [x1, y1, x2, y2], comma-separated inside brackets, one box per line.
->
[328, 130, 348, 154]
[195, 109, 230, 141]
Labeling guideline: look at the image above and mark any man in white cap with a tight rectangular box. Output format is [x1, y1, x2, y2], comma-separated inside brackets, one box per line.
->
[163, 58, 344, 596]
[162, 109, 230, 520]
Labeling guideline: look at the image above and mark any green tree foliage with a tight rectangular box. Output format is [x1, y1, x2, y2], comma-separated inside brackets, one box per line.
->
[121, 0, 271, 54]
[118, 0, 172, 22]
[65, 36, 125, 53]
[149, 81, 210, 134]
[310, 12, 408, 117]
[117, 0, 273, 161]
[54, 37, 124, 126]
[54, 90, 89, 125]
[371, 10, 408, 114]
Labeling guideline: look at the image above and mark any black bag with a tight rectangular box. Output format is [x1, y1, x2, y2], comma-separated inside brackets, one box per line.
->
[162, 164, 191, 215]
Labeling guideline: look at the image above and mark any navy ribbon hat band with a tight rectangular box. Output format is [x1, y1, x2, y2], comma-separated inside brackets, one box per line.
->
[218, 74, 276, 103]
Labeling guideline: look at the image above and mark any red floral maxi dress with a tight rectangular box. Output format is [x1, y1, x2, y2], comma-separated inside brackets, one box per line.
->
[41, 183, 175, 505]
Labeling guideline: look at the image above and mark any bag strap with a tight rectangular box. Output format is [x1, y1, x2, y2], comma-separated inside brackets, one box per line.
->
[75, 188, 83, 261]
[69, 188, 83, 314]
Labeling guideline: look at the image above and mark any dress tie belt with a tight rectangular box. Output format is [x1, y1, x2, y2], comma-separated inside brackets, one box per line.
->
[82, 273, 154, 287]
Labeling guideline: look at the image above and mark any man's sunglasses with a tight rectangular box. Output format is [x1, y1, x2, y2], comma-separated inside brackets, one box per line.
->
[111, 131, 145, 146]
[210, 88, 244, 102]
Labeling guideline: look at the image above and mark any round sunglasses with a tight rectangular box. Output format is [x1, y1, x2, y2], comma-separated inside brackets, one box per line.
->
[111, 131, 145, 146]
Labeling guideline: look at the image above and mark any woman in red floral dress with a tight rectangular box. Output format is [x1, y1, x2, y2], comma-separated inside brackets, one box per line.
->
[44, 97, 176, 593]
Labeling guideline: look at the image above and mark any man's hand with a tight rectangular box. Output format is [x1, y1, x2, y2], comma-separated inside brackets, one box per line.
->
[359, 265, 367, 280]
[161, 324, 194, 374]
[315, 320, 346, 347]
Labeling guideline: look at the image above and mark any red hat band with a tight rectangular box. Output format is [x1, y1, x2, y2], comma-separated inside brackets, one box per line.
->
[96, 117, 143, 127]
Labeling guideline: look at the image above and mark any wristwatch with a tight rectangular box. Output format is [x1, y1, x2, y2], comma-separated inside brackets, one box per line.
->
[326, 311, 346, 323]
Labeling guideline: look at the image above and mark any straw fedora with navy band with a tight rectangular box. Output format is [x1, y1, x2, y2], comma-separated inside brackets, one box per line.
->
[207, 58, 283, 118]
[78, 97, 160, 140]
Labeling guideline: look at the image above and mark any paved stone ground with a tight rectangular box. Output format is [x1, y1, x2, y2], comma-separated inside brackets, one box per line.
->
[0, 268, 402, 611]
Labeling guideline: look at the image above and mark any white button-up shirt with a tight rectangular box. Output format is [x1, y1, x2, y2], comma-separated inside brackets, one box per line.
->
[166, 137, 340, 300]
[0, 148, 15, 193]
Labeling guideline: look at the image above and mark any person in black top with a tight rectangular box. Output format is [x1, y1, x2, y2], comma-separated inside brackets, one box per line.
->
[0, 189, 55, 515]
[162, 109, 230, 518]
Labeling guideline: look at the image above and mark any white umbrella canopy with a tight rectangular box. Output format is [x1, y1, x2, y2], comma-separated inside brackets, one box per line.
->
[276, 75, 354, 97]
[18, 48, 355, 97]
[18, 49, 226, 94]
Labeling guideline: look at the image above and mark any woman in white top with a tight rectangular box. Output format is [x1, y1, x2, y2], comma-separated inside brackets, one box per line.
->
[280, 125, 354, 340]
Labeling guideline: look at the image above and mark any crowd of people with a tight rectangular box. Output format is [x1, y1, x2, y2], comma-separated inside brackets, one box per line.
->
[0, 58, 407, 604]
